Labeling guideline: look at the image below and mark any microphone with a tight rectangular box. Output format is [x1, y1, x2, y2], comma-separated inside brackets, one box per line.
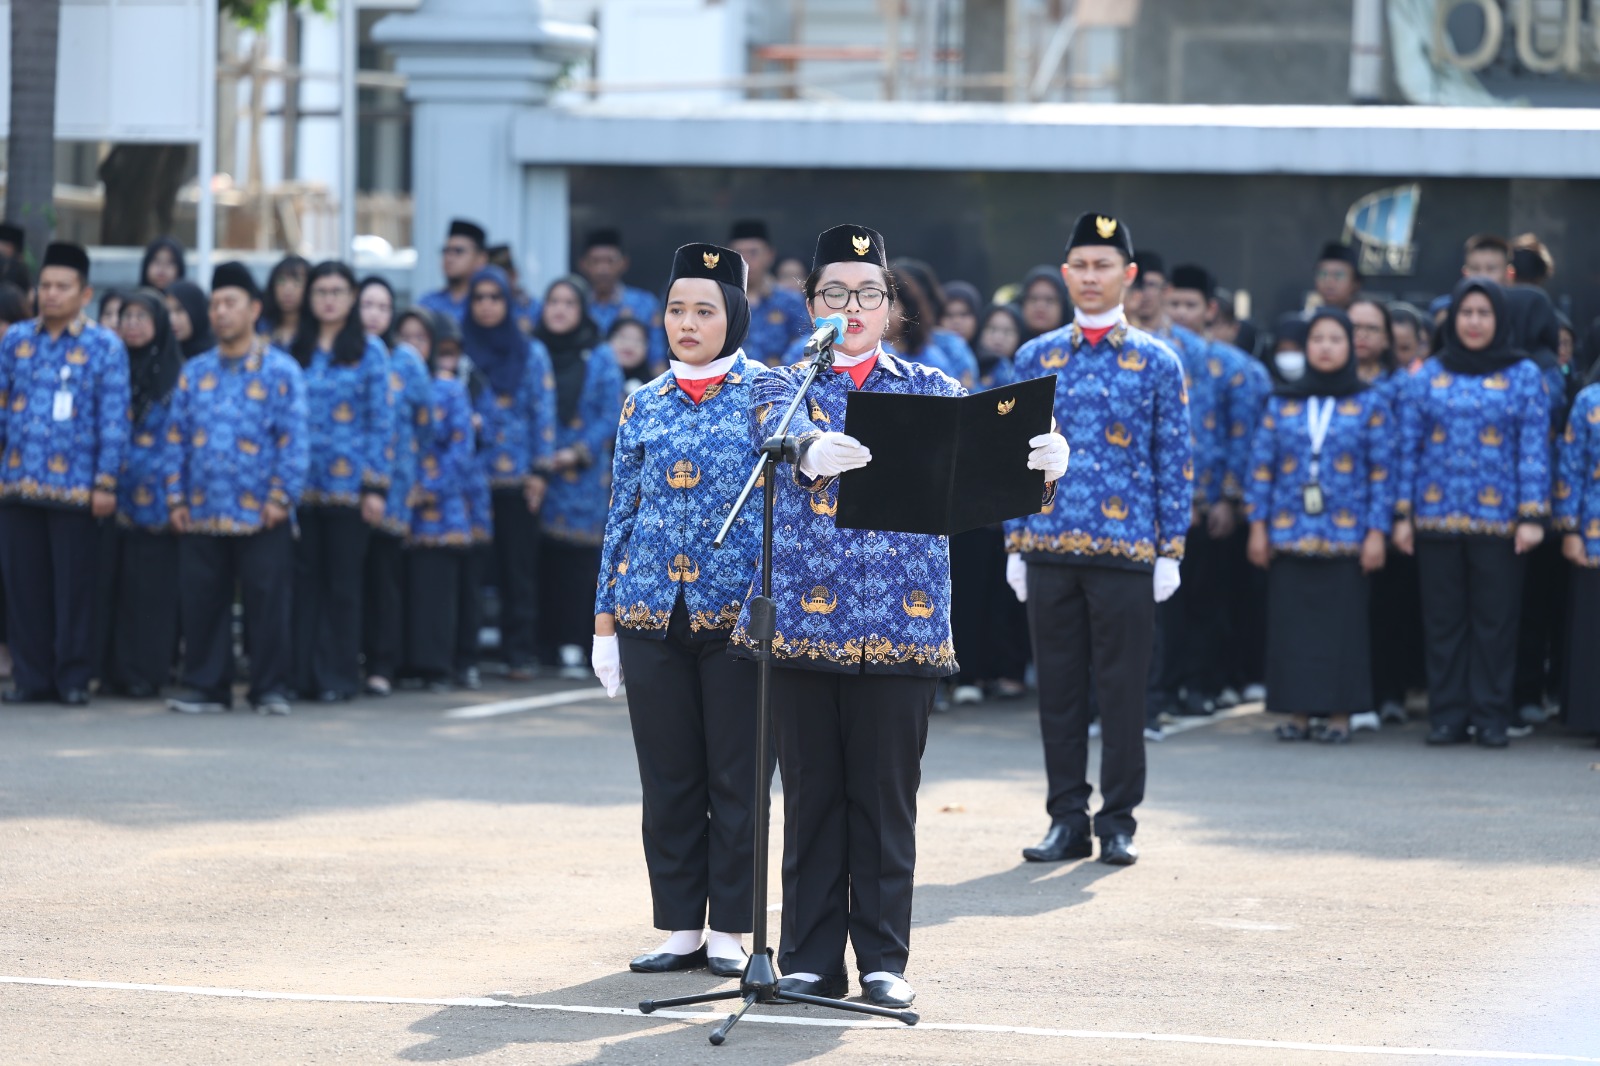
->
[803, 313, 849, 355]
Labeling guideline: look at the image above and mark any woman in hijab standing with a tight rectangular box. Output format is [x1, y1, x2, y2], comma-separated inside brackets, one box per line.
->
[592, 242, 765, 977]
[289, 261, 395, 701]
[139, 237, 186, 292]
[463, 265, 556, 680]
[1554, 360, 1600, 744]
[260, 255, 310, 348]
[533, 275, 623, 675]
[1017, 264, 1070, 343]
[1393, 278, 1550, 748]
[1245, 308, 1395, 743]
[100, 289, 185, 696]
[165, 280, 216, 359]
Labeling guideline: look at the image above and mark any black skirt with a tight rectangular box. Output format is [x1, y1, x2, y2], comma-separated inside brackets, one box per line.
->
[1266, 554, 1372, 716]
[1563, 565, 1600, 734]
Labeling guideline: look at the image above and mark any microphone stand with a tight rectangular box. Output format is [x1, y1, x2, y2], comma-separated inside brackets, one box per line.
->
[636, 338, 919, 1044]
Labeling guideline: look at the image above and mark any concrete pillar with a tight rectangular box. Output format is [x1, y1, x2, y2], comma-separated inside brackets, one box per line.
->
[373, 0, 594, 296]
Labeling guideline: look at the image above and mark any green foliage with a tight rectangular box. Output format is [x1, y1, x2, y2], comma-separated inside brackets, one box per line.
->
[220, 0, 333, 31]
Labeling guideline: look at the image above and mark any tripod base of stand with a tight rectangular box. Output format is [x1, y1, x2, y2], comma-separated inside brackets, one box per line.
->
[638, 948, 919, 1045]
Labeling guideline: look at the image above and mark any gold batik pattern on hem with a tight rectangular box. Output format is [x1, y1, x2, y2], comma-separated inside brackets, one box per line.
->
[1277, 537, 1363, 558]
[0, 482, 92, 508]
[730, 628, 957, 671]
[690, 601, 744, 634]
[1005, 529, 1173, 564]
[187, 517, 267, 536]
[614, 602, 673, 632]
[1414, 515, 1516, 537]
[406, 532, 474, 549]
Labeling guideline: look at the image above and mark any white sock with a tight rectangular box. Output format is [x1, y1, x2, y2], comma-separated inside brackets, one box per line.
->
[783, 972, 821, 983]
[863, 970, 901, 985]
[706, 930, 746, 960]
[654, 929, 704, 955]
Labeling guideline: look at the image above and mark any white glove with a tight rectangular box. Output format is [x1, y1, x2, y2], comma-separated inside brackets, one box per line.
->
[1006, 554, 1028, 603]
[591, 634, 623, 697]
[799, 432, 873, 479]
[1027, 432, 1071, 482]
[1153, 557, 1182, 603]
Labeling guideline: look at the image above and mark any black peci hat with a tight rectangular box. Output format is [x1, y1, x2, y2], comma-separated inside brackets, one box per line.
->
[1318, 241, 1361, 271]
[448, 218, 487, 247]
[1066, 211, 1134, 260]
[42, 242, 90, 278]
[212, 260, 261, 300]
[728, 219, 770, 243]
[1133, 249, 1165, 281]
[0, 221, 24, 250]
[1170, 264, 1215, 299]
[584, 228, 624, 252]
[812, 224, 886, 270]
[667, 242, 748, 291]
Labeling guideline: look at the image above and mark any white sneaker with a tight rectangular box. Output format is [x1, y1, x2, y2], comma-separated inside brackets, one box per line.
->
[1350, 711, 1381, 732]
[1215, 687, 1241, 709]
[952, 684, 984, 705]
[1143, 726, 1165, 742]
[1088, 721, 1102, 738]
[1242, 684, 1267, 702]
[1506, 723, 1534, 738]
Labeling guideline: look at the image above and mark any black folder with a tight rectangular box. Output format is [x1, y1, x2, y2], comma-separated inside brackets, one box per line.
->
[834, 375, 1058, 536]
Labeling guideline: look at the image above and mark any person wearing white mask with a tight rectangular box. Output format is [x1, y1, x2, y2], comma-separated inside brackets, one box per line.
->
[1005, 212, 1193, 869]
[592, 243, 765, 980]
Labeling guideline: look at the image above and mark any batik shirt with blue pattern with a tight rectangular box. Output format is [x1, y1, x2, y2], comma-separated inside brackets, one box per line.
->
[475, 339, 557, 491]
[975, 355, 1019, 393]
[300, 337, 393, 508]
[589, 285, 665, 366]
[1221, 344, 1272, 502]
[1244, 389, 1396, 556]
[0, 316, 130, 509]
[417, 288, 466, 323]
[596, 352, 764, 639]
[1552, 383, 1600, 565]
[1394, 356, 1549, 536]
[407, 375, 476, 548]
[1005, 319, 1192, 571]
[119, 393, 182, 530]
[541, 344, 624, 546]
[168, 339, 309, 535]
[376, 342, 433, 537]
[744, 289, 810, 367]
[729, 352, 966, 678]
[1154, 322, 1230, 509]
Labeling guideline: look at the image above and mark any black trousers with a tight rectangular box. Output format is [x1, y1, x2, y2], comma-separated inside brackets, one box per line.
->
[178, 526, 293, 703]
[490, 490, 538, 667]
[1027, 562, 1153, 839]
[1370, 548, 1425, 708]
[539, 538, 601, 662]
[363, 529, 404, 680]
[292, 505, 370, 697]
[0, 504, 99, 695]
[1513, 535, 1565, 709]
[105, 528, 180, 692]
[950, 526, 1027, 686]
[1145, 598, 1176, 725]
[1416, 536, 1526, 733]
[1222, 521, 1266, 690]
[771, 667, 934, 978]
[456, 545, 487, 673]
[405, 547, 464, 681]
[619, 602, 762, 932]
[1168, 525, 1228, 697]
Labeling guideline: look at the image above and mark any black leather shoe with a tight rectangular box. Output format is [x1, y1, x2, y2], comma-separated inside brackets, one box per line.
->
[775, 974, 848, 999]
[2, 687, 56, 704]
[58, 689, 90, 707]
[1475, 729, 1509, 748]
[706, 953, 747, 978]
[629, 947, 706, 973]
[1426, 725, 1468, 746]
[1022, 822, 1093, 862]
[124, 680, 157, 699]
[1099, 834, 1139, 866]
[861, 973, 915, 1008]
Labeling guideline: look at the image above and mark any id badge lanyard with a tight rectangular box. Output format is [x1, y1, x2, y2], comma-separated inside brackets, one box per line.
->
[1303, 396, 1335, 516]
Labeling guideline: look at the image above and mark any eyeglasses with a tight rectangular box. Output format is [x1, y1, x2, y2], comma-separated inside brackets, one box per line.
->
[471, 291, 505, 303]
[818, 286, 887, 311]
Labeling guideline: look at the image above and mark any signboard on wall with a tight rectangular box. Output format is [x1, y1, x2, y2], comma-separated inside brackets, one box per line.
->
[0, 0, 208, 143]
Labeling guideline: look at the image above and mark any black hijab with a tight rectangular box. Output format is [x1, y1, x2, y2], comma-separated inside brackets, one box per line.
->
[1502, 284, 1561, 371]
[139, 237, 186, 290]
[666, 276, 750, 365]
[1019, 265, 1070, 341]
[1439, 277, 1520, 377]
[463, 266, 532, 397]
[1273, 308, 1366, 398]
[121, 287, 184, 424]
[534, 275, 602, 424]
[167, 280, 214, 358]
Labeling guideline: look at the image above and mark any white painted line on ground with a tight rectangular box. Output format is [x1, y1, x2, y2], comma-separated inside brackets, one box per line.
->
[3, 975, 1594, 1062]
[444, 687, 615, 720]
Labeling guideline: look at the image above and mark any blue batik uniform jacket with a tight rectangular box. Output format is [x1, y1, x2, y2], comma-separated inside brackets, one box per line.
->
[475, 339, 557, 491]
[596, 352, 765, 638]
[1222, 345, 1272, 502]
[119, 394, 182, 530]
[1244, 390, 1396, 556]
[377, 343, 433, 537]
[417, 288, 466, 323]
[745, 289, 810, 367]
[512, 293, 541, 338]
[1005, 320, 1192, 571]
[169, 339, 309, 534]
[407, 375, 476, 547]
[975, 355, 1019, 393]
[590, 285, 665, 366]
[0, 316, 131, 509]
[1553, 383, 1600, 565]
[729, 352, 965, 678]
[541, 344, 624, 546]
[300, 337, 393, 508]
[1154, 323, 1229, 509]
[1395, 356, 1549, 536]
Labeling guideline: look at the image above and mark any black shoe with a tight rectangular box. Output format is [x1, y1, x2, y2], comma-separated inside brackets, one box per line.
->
[1176, 690, 1216, 717]
[706, 953, 747, 978]
[316, 690, 346, 703]
[124, 680, 157, 699]
[1099, 834, 1139, 866]
[775, 974, 848, 999]
[629, 947, 706, 973]
[1425, 725, 1469, 746]
[1475, 728, 1509, 748]
[861, 973, 915, 1008]
[58, 689, 90, 707]
[1022, 822, 1093, 862]
[3, 687, 56, 704]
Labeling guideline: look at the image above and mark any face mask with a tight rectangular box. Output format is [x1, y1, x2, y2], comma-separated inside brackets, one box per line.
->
[1274, 350, 1307, 381]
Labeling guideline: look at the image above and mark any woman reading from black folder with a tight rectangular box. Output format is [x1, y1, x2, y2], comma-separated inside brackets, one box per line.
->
[729, 225, 1070, 1009]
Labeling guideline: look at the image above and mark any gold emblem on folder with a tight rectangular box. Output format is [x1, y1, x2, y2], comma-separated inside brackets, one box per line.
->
[1095, 216, 1117, 239]
[702, 251, 720, 269]
[851, 235, 871, 256]
[800, 585, 838, 614]
[902, 591, 936, 619]
[996, 397, 1016, 415]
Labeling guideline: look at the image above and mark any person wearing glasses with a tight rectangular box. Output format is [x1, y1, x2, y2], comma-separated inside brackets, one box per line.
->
[731, 224, 1070, 1010]
[592, 242, 766, 978]
[419, 219, 489, 324]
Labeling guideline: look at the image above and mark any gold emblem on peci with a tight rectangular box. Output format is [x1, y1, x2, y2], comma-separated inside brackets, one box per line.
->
[703, 251, 720, 269]
[800, 585, 838, 614]
[902, 590, 935, 619]
[996, 397, 1016, 415]
[851, 235, 871, 256]
[1095, 216, 1117, 239]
